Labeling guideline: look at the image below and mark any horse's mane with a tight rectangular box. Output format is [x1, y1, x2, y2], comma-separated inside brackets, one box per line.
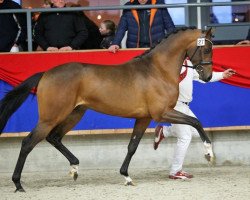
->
[136, 26, 197, 58]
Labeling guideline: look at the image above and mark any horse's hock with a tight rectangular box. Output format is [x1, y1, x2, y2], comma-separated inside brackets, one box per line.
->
[0, 127, 250, 173]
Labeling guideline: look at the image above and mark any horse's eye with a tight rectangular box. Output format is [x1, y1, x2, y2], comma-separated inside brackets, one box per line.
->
[204, 48, 211, 54]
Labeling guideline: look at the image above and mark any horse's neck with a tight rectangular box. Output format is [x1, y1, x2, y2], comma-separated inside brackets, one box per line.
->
[154, 31, 199, 80]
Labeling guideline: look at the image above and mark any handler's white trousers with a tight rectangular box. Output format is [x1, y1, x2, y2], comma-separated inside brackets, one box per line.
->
[162, 101, 199, 175]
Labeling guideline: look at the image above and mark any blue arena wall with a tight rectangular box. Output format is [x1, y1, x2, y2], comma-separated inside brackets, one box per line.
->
[1, 80, 250, 134]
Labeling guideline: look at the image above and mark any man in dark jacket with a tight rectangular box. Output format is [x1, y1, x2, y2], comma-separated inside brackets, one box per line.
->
[108, 0, 175, 52]
[34, 0, 88, 51]
[0, 0, 27, 52]
[68, 3, 102, 50]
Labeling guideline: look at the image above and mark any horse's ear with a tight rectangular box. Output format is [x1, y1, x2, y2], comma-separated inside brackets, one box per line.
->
[205, 27, 215, 38]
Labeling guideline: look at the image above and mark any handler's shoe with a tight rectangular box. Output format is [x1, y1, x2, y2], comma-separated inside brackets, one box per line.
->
[169, 171, 193, 180]
[154, 125, 165, 150]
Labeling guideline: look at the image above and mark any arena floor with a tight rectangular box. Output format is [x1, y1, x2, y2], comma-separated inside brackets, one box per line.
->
[0, 166, 250, 200]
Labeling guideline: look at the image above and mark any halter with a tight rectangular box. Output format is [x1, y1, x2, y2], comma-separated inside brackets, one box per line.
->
[183, 37, 213, 71]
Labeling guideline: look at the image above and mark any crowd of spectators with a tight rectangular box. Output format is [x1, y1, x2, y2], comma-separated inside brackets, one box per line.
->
[0, 0, 249, 53]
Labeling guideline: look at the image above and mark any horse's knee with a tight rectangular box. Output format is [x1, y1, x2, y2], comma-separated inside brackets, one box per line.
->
[190, 118, 202, 129]
[194, 121, 201, 128]
[120, 166, 128, 176]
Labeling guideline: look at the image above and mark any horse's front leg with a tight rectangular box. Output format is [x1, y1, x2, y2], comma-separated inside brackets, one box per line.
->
[120, 118, 151, 186]
[160, 109, 215, 163]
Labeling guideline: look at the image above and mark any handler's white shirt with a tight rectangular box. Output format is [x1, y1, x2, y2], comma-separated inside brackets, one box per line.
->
[178, 59, 224, 103]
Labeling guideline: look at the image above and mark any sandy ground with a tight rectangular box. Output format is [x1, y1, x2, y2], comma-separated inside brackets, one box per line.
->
[0, 166, 250, 200]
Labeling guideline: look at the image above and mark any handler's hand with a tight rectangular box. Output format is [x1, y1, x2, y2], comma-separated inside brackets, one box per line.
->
[47, 47, 59, 51]
[223, 68, 236, 79]
[108, 45, 119, 53]
[236, 40, 250, 45]
[59, 46, 73, 51]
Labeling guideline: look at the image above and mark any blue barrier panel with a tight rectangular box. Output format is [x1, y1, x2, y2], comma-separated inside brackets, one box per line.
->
[1, 80, 250, 133]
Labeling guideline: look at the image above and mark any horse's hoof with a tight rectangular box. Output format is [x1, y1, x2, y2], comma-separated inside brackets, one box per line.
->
[69, 171, 78, 181]
[124, 181, 136, 186]
[69, 165, 79, 181]
[205, 154, 216, 165]
[73, 172, 78, 181]
[14, 188, 25, 193]
[205, 153, 211, 162]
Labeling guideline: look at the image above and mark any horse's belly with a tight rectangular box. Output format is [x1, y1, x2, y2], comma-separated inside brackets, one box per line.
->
[82, 101, 149, 118]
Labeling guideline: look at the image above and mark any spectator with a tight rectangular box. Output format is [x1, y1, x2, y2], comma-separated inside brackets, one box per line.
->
[68, 2, 102, 49]
[108, 0, 175, 53]
[99, 20, 116, 49]
[31, 12, 40, 51]
[0, 0, 27, 52]
[34, 0, 88, 51]
[43, 0, 52, 8]
[80, 12, 102, 49]
[236, 27, 250, 45]
[153, 59, 235, 180]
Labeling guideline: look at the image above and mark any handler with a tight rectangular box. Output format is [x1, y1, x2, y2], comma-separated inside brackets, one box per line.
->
[153, 59, 235, 180]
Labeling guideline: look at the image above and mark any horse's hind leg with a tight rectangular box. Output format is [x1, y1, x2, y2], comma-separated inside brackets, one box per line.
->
[12, 122, 54, 192]
[120, 118, 151, 186]
[160, 109, 214, 163]
[46, 105, 87, 180]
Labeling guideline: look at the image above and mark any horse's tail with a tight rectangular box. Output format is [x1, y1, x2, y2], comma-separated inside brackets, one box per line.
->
[0, 72, 44, 135]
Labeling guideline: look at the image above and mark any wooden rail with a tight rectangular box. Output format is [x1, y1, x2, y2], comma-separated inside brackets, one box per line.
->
[1, 126, 250, 138]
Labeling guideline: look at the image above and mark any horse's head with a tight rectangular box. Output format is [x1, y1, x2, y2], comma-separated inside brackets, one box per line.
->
[186, 28, 214, 82]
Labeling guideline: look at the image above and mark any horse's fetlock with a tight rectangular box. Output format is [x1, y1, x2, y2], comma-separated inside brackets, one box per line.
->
[120, 168, 128, 177]
[70, 158, 79, 165]
[12, 175, 20, 183]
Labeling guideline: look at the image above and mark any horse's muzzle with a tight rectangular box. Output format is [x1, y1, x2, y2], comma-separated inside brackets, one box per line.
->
[203, 74, 212, 82]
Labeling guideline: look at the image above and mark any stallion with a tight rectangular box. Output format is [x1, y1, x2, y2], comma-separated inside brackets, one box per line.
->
[0, 27, 214, 192]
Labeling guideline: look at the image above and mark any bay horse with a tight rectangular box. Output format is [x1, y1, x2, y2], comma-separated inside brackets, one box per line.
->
[0, 27, 214, 192]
